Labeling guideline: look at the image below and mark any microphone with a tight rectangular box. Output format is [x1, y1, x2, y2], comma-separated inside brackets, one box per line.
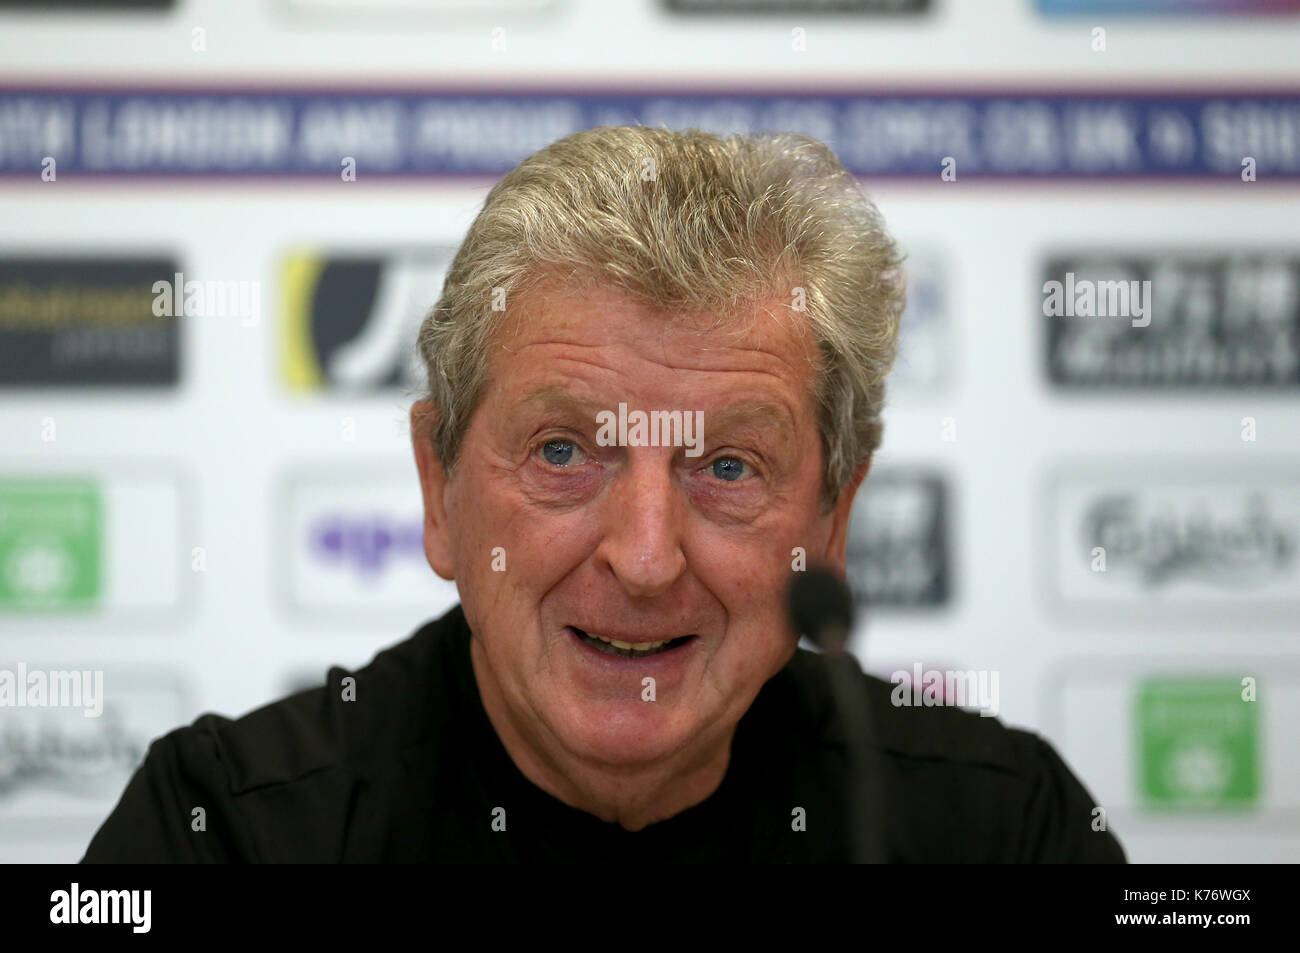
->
[787, 566, 885, 864]
[787, 564, 855, 654]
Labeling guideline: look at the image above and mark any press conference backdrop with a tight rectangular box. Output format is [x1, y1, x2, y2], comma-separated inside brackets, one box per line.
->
[1, 0, 1298, 863]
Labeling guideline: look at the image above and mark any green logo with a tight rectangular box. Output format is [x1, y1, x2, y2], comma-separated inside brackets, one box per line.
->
[1135, 677, 1259, 811]
[0, 479, 102, 610]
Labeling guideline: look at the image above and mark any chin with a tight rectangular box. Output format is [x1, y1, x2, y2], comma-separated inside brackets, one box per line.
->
[558, 697, 697, 767]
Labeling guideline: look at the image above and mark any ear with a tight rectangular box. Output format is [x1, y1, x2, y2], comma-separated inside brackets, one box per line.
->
[410, 400, 456, 581]
[820, 457, 871, 573]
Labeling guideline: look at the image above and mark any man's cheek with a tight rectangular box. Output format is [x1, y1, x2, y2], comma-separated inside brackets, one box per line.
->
[450, 494, 507, 577]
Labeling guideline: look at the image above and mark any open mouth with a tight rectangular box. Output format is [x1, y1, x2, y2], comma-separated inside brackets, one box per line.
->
[570, 626, 695, 659]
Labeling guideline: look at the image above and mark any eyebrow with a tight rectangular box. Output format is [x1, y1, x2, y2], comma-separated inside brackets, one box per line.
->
[704, 402, 796, 441]
[511, 385, 607, 421]
[510, 385, 798, 443]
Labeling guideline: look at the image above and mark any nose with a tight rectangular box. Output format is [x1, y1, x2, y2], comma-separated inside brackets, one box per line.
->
[594, 451, 688, 599]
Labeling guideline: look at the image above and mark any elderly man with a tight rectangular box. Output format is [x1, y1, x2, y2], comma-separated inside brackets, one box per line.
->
[83, 126, 1124, 863]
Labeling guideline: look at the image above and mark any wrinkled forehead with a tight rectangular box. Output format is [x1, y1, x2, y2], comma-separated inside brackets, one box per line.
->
[485, 272, 823, 382]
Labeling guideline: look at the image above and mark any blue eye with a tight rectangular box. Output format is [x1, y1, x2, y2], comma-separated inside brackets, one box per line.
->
[711, 457, 747, 482]
[541, 439, 581, 466]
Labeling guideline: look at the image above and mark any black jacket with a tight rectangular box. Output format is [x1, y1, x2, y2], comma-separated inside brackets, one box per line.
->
[82, 604, 1126, 863]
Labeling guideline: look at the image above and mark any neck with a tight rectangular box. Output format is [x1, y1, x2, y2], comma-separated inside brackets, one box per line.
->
[468, 635, 733, 832]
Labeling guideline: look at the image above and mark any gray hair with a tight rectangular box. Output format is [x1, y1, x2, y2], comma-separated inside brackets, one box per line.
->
[415, 124, 906, 509]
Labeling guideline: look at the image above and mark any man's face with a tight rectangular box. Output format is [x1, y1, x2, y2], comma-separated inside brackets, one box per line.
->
[413, 281, 863, 771]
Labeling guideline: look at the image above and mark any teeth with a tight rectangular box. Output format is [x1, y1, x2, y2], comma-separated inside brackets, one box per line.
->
[589, 632, 669, 652]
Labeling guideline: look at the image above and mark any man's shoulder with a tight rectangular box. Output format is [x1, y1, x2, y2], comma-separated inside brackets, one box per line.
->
[781, 647, 1041, 775]
[862, 671, 1041, 778]
[778, 649, 1124, 861]
[81, 607, 472, 863]
[165, 605, 468, 796]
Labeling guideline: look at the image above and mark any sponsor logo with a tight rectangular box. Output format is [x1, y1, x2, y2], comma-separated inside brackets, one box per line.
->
[665, 0, 929, 11]
[283, 470, 460, 617]
[0, 0, 172, 7]
[7, 90, 1300, 178]
[1045, 253, 1300, 388]
[281, 671, 325, 696]
[1049, 663, 1299, 830]
[891, 251, 948, 393]
[279, 250, 452, 391]
[285, 0, 554, 11]
[0, 479, 102, 610]
[1085, 492, 1294, 588]
[0, 258, 180, 387]
[0, 706, 141, 803]
[1038, 0, 1300, 13]
[312, 512, 424, 574]
[0, 468, 187, 617]
[1136, 677, 1259, 811]
[1053, 470, 1300, 607]
[0, 676, 186, 825]
[845, 471, 949, 607]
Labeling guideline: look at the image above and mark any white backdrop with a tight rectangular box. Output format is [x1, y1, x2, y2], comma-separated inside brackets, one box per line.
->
[1, 0, 1298, 862]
